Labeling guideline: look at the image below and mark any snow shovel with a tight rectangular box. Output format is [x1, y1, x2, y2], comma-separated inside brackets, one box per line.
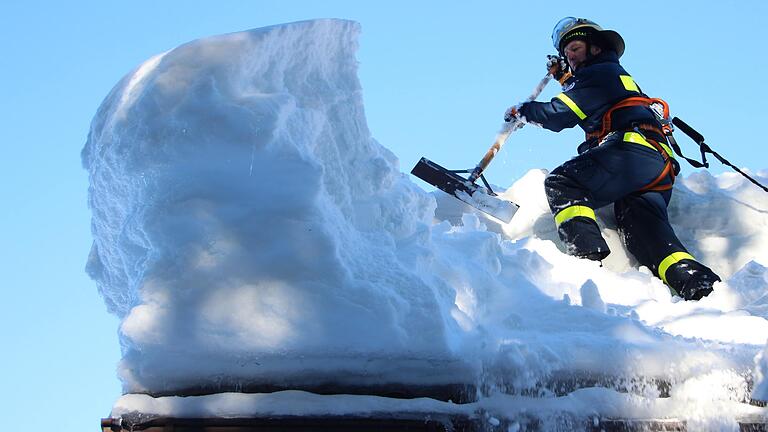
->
[410, 69, 555, 223]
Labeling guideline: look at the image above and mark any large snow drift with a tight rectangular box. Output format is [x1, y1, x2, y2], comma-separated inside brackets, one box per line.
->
[83, 19, 466, 394]
[84, 19, 768, 426]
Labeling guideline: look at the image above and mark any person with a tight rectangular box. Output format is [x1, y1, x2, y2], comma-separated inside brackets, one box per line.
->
[504, 17, 720, 301]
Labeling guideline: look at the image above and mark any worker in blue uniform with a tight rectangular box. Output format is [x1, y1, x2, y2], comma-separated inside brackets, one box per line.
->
[505, 17, 720, 301]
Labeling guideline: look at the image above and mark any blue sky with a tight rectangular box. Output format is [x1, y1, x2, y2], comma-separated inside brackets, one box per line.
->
[2, 1, 766, 431]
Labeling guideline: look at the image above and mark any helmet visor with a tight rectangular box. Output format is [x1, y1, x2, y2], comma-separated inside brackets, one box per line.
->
[551, 17, 599, 51]
[552, 17, 578, 50]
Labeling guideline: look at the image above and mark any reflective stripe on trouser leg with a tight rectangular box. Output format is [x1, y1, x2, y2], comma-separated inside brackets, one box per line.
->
[658, 251, 696, 285]
[554, 205, 596, 227]
[545, 165, 610, 259]
[551, 204, 609, 259]
[614, 192, 694, 293]
[555, 214, 610, 259]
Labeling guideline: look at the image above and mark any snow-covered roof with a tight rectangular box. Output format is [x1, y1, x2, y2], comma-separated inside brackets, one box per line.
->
[83, 19, 768, 429]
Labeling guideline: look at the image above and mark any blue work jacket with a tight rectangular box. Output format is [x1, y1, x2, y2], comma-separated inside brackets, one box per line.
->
[519, 51, 661, 142]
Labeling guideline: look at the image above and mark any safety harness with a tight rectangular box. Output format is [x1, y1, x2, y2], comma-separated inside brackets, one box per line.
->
[586, 96, 680, 192]
[585, 96, 670, 142]
[585, 95, 768, 194]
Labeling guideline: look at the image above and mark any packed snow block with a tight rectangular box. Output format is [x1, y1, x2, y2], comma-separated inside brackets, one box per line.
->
[754, 342, 768, 402]
[82, 19, 475, 397]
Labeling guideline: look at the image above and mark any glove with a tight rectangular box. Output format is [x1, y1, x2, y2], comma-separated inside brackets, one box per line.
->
[504, 103, 525, 123]
[547, 55, 572, 85]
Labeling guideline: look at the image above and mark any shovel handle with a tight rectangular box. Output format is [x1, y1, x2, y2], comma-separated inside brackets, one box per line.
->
[468, 125, 517, 182]
[468, 71, 554, 183]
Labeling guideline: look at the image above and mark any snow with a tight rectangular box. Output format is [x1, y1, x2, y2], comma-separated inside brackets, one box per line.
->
[83, 19, 768, 429]
[579, 280, 606, 314]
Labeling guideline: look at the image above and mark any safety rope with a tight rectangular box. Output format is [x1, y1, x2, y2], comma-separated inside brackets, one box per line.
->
[671, 117, 768, 193]
[589, 96, 768, 194]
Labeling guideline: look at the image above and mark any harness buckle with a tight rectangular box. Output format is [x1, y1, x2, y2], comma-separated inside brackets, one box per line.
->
[598, 131, 616, 146]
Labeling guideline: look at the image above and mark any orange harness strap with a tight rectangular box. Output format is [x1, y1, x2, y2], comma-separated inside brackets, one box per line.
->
[585, 96, 676, 192]
[586, 96, 672, 141]
[638, 136, 676, 192]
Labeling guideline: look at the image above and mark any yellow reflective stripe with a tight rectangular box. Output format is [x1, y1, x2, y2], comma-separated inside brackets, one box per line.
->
[556, 93, 587, 120]
[659, 141, 676, 159]
[623, 132, 656, 151]
[658, 252, 696, 285]
[554, 205, 596, 227]
[623, 132, 676, 159]
[620, 75, 640, 92]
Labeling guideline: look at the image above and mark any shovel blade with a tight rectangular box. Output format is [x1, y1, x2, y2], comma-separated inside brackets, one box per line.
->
[411, 157, 519, 223]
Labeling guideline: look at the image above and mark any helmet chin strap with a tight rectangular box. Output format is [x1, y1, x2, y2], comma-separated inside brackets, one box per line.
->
[581, 38, 605, 69]
[583, 41, 594, 64]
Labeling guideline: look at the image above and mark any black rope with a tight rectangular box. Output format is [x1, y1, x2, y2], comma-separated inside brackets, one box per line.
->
[704, 144, 768, 193]
[671, 117, 768, 193]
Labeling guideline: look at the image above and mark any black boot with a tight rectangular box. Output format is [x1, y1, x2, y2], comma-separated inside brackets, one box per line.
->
[577, 250, 610, 262]
[665, 260, 721, 301]
[679, 270, 720, 300]
[558, 218, 611, 261]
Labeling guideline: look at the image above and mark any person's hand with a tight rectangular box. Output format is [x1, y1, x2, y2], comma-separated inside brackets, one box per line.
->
[547, 55, 571, 84]
[504, 103, 524, 123]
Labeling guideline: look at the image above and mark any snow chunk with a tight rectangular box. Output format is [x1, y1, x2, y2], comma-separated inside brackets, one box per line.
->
[580, 280, 606, 314]
[753, 345, 768, 401]
[84, 19, 464, 394]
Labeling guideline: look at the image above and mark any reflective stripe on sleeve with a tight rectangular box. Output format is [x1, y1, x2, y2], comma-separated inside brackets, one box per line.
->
[554, 205, 596, 227]
[556, 93, 587, 120]
[620, 75, 640, 93]
[658, 251, 696, 285]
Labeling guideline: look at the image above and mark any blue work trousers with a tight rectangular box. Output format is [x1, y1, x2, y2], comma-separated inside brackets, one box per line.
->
[544, 132, 685, 275]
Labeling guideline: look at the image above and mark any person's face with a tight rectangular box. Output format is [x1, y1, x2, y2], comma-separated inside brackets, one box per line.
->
[563, 40, 601, 71]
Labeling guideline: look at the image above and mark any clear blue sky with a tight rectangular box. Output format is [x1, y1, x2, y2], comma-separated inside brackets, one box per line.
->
[2, 1, 766, 431]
